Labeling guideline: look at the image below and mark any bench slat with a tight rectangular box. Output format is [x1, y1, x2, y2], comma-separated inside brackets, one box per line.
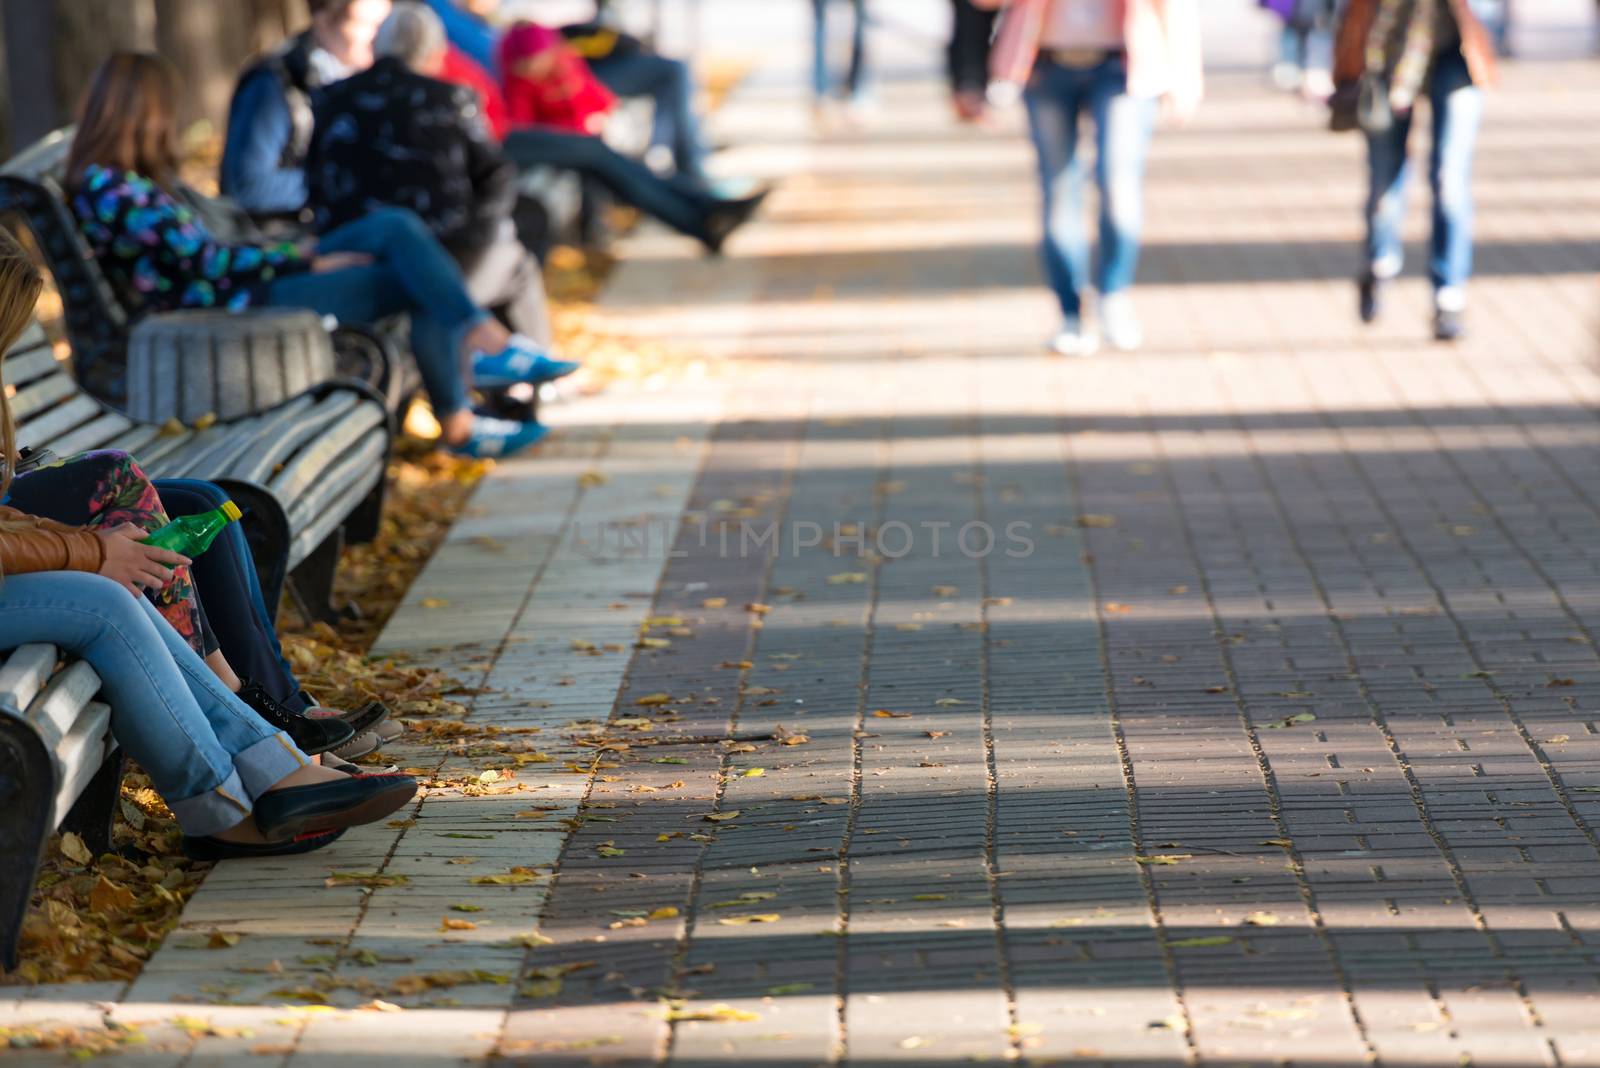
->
[285, 428, 389, 567]
[1, 127, 72, 182]
[25, 660, 101, 753]
[10, 321, 49, 354]
[43, 410, 137, 458]
[17, 392, 102, 445]
[143, 423, 233, 479]
[127, 427, 198, 468]
[0, 644, 59, 715]
[10, 372, 77, 421]
[3, 345, 63, 389]
[50, 702, 114, 829]
[228, 392, 355, 485]
[267, 398, 384, 502]
[103, 423, 165, 457]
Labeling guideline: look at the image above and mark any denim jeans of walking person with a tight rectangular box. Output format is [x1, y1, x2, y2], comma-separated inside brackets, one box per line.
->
[811, 0, 868, 102]
[264, 207, 488, 421]
[0, 572, 308, 837]
[1023, 56, 1158, 329]
[589, 50, 712, 186]
[1363, 49, 1483, 307]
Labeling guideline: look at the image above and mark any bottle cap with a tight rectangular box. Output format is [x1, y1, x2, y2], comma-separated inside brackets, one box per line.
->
[221, 500, 242, 522]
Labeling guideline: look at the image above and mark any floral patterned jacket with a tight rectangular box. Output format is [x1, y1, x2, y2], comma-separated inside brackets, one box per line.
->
[70, 164, 310, 316]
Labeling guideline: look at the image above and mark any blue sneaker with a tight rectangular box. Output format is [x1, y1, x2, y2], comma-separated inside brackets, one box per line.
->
[472, 334, 581, 389]
[449, 415, 549, 458]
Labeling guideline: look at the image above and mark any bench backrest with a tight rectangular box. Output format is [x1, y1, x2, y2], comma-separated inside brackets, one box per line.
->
[4, 322, 158, 463]
[0, 129, 133, 404]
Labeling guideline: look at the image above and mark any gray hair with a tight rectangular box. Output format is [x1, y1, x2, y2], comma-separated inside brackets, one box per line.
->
[374, 2, 448, 68]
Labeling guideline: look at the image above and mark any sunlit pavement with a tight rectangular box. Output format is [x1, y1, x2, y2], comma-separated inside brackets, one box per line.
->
[7, 1, 1600, 1064]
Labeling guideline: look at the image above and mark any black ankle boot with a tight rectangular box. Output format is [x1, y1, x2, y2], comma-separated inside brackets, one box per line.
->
[1358, 273, 1384, 324]
[235, 678, 355, 755]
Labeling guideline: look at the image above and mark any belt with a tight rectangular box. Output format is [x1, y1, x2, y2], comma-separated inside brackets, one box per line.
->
[1042, 48, 1122, 69]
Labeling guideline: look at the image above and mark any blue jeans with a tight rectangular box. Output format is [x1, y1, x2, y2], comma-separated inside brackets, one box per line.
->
[502, 129, 716, 239]
[0, 572, 308, 836]
[1023, 56, 1158, 319]
[156, 479, 310, 713]
[1363, 49, 1483, 294]
[266, 208, 487, 418]
[811, 0, 868, 101]
[589, 51, 710, 185]
[5, 463, 311, 714]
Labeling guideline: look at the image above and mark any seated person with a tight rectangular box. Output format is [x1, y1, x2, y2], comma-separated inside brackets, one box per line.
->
[565, 13, 723, 190]
[465, 22, 768, 255]
[307, 4, 571, 359]
[0, 234, 417, 861]
[222, 0, 393, 222]
[422, 0, 497, 73]
[428, 0, 726, 191]
[5, 450, 400, 765]
[69, 52, 558, 458]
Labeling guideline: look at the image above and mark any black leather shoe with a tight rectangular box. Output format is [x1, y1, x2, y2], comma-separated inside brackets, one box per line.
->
[182, 827, 345, 861]
[1358, 273, 1384, 324]
[306, 700, 390, 735]
[236, 678, 355, 756]
[701, 187, 771, 255]
[252, 773, 419, 840]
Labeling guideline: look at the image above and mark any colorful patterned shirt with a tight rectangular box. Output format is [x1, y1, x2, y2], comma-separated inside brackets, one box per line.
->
[71, 164, 310, 315]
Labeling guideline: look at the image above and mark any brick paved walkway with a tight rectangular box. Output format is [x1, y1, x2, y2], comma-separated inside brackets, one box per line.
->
[7, 3, 1600, 1064]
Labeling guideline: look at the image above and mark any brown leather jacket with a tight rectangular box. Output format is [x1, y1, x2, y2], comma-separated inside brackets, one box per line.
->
[1334, 0, 1498, 90]
[0, 506, 106, 576]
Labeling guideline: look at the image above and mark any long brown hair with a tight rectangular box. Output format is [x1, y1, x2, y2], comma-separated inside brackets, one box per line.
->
[65, 52, 183, 189]
[0, 227, 46, 508]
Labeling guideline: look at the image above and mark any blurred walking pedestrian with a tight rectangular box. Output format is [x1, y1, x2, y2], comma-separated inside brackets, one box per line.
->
[1333, 0, 1499, 341]
[811, 0, 870, 117]
[982, 0, 1202, 355]
[949, 0, 998, 122]
[1263, 0, 1336, 99]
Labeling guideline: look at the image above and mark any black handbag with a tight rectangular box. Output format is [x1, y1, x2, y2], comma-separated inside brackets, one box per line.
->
[1356, 71, 1395, 134]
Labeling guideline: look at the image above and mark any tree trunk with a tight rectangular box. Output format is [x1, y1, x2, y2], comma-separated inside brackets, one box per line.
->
[4, 0, 63, 151]
[155, 0, 243, 136]
[51, 0, 157, 125]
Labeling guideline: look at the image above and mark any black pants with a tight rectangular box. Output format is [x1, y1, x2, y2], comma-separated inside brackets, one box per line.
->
[949, 0, 997, 96]
[502, 128, 715, 241]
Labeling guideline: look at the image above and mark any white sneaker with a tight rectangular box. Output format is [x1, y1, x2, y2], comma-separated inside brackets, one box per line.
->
[1049, 317, 1099, 357]
[1271, 62, 1304, 92]
[1099, 293, 1143, 352]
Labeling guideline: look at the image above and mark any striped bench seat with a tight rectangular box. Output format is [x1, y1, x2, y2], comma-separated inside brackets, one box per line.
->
[0, 644, 117, 971]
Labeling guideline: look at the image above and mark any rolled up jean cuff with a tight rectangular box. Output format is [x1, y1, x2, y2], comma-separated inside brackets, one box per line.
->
[167, 731, 307, 837]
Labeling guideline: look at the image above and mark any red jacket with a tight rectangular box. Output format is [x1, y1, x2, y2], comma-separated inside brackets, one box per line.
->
[499, 22, 616, 135]
[439, 45, 510, 141]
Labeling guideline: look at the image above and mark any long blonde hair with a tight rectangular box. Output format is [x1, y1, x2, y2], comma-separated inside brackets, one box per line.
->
[0, 227, 46, 506]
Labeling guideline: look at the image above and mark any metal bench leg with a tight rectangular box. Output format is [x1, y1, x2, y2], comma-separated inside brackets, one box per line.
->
[287, 526, 355, 627]
[58, 749, 125, 859]
[0, 719, 55, 972]
[343, 479, 387, 547]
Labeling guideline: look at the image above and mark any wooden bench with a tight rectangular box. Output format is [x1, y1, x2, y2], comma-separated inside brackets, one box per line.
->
[0, 646, 118, 971]
[8, 320, 393, 624]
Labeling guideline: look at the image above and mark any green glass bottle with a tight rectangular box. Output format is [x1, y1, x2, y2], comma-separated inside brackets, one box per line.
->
[143, 500, 242, 557]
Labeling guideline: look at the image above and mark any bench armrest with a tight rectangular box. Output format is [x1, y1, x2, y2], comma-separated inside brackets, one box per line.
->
[125, 308, 338, 424]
